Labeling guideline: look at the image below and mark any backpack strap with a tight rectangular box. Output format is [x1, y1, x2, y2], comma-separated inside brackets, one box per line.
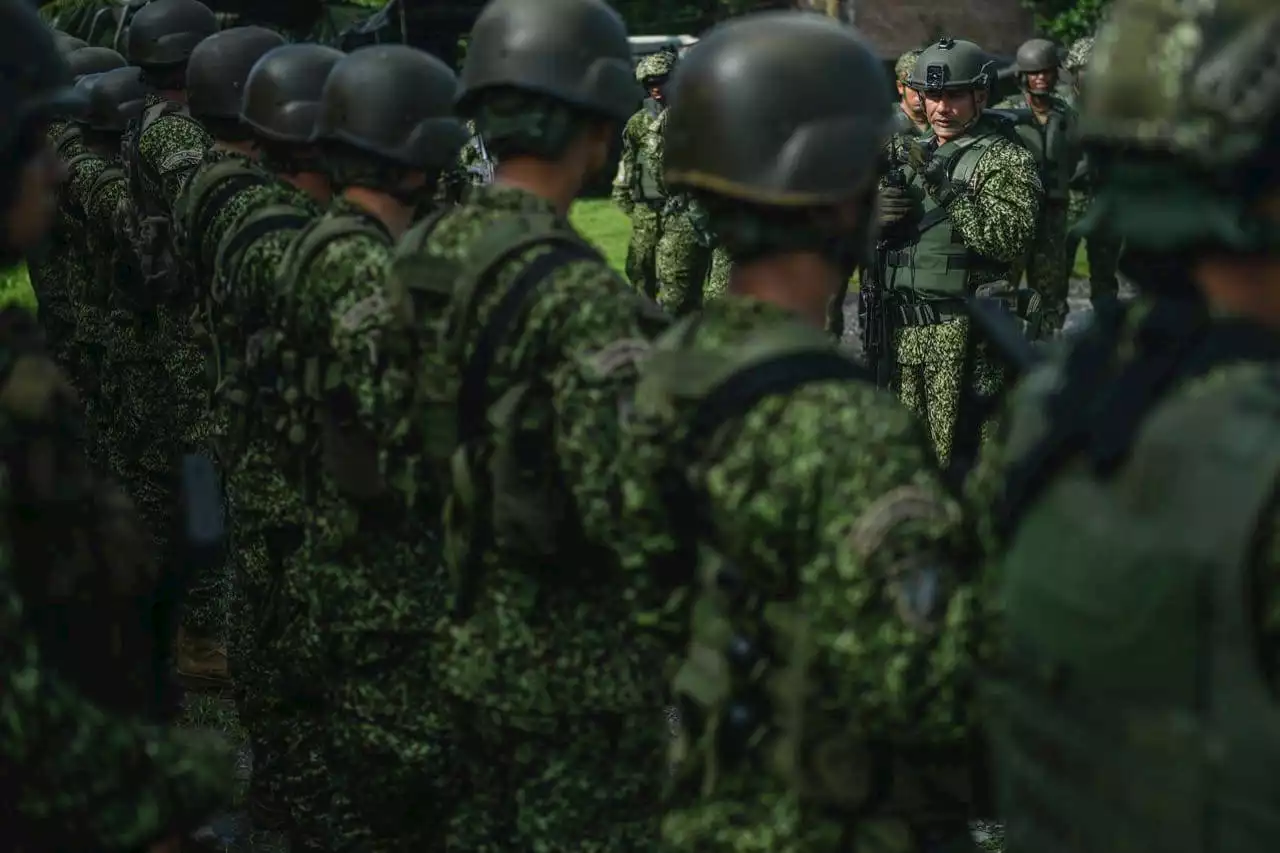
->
[215, 202, 313, 287]
[279, 212, 390, 312]
[185, 159, 270, 255]
[54, 124, 83, 157]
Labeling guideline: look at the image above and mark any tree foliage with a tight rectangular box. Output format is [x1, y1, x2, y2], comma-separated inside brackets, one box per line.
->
[1021, 0, 1111, 43]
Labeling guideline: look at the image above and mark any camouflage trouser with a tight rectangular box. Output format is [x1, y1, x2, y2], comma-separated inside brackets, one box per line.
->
[625, 204, 661, 300]
[1066, 190, 1122, 305]
[1024, 200, 1070, 334]
[655, 210, 713, 317]
[894, 314, 1007, 469]
[706, 245, 731, 304]
[449, 703, 666, 852]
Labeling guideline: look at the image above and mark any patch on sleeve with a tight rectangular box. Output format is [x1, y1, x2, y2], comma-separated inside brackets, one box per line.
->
[158, 147, 205, 175]
[582, 338, 652, 379]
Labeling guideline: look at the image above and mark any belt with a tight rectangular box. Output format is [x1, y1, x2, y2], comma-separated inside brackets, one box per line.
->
[884, 250, 971, 272]
[890, 292, 1018, 328]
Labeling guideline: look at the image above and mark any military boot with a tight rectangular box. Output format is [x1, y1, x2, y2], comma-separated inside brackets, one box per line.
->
[174, 625, 232, 690]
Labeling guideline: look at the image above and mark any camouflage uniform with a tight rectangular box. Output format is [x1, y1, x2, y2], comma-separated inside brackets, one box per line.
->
[614, 51, 713, 312]
[882, 41, 1043, 466]
[33, 122, 88, 372]
[0, 5, 237, 845]
[625, 17, 980, 852]
[1062, 35, 1121, 308]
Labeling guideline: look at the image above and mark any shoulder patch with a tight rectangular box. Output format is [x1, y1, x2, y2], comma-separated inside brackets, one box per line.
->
[159, 147, 204, 175]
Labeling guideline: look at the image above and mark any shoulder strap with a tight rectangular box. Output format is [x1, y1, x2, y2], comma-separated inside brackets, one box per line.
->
[214, 202, 314, 288]
[88, 165, 125, 204]
[65, 152, 98, 172]
[281, 212, 390, 299]
[54, 125, 82, 157]
[187, 160, 269, 246]
[455, 235, 599, 442]
[397, 205, 453, 259]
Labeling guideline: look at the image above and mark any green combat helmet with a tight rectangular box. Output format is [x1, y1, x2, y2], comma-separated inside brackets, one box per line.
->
[1078, 0, 1280, 254]
[908, 37, 996, 94]
[313, 45, 469, 171]
[664, 10, 891, 265]
[635, 48, 677, 85]
[125, 0, 217, 68]
[185, 26, 285, 122]
[459, 0, 638, 122]
[1063, 35, 1093, 73]
[895, 47, 923, 83]
[54, 30, 87, 55]
[66, 46, 127, 79]
[240, 43, 346, 144]
[1014, 37, 1060, 94]
[85, 65, 149, 132]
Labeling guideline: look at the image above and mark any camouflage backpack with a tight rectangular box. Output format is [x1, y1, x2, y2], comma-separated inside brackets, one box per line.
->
[270, 212, 390, 490]
[626, 313, 878, 795]
[387, 211, 603, 616]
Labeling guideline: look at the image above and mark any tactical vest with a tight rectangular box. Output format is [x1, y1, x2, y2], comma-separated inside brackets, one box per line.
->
[1009, 103, 1075, 203]
[988, 314, 1280, 853]
[119, 99, 200, 301]
[630, 106, 666, 204]
[633, 316, 970, 816]
[884, 129, 1001, 300]
[390, 211, 602, 616]
[0, 311, 162, 720]
[211, 201, 314, 458]
[271, 213, 390, 493]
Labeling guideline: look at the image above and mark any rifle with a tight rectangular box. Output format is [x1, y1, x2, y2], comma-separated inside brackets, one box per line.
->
[945, 297, 1044, 490]
[861, 166, 906, 387]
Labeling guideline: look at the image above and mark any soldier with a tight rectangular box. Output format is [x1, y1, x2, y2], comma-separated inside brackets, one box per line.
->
[265, 43, 466, 850]
[209, 40, 343, 837]
[876, 38, 1043, 466]
[894, 47, 929, 140]
[614, 47, 714, 313]
[383, 0, 668, 846]
[0, 2, 234, 848]
[35, 46, 127, 383]
[617, 12, 979, 852]
[1006, 38, 1079, 335]
[976, 1, 1280, 850]
[1061, 34, 1122, 312]
[118, 0, 219, 692]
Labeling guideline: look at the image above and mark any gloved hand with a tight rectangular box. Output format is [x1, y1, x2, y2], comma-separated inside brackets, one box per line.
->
[878, 183, 917, 228]
[906, 139, 964, 206]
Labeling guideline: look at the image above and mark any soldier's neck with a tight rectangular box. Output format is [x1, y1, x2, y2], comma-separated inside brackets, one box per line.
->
[158, 89, 187, 106]
[342, 187, 411, 239]
[282, 171, 330, 205]
[729, 253, 837, 329]
[495, 158, 579, 217]
[900, 101, 928, 133]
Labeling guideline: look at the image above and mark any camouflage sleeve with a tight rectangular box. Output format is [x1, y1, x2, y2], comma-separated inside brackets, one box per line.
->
[947, 138, 1043, 263]
[65, 156, 107, 219]
[612, 113, 641, 213]
[518, 252, 661, 546]
[139, 114, 210, 210]
[0, 561, 235, 848]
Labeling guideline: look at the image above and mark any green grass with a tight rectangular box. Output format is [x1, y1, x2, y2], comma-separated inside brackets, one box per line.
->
[0, 265, 34, 308]
[571, 198, 631, 273]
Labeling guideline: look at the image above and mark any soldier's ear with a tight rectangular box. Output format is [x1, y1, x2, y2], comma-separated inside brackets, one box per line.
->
[974, 88, 989, 111]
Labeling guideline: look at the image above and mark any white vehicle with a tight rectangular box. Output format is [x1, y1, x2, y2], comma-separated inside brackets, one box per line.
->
[629, 34, 698, 64]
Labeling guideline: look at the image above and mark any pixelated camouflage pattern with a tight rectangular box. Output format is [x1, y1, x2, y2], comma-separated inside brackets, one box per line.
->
[1063, 36, 1093, 72]
[623, 205, 661, 299]
[0, 303, 237, 847]
[614, 296, 978, 852]
[896, 48, 924, 83]
[388, 182, 669, 849]
[33, 131, 89, 373]
[655, 210, 712, 316]
[889, 119, 1042, 465]
[706, 244, 731, 304]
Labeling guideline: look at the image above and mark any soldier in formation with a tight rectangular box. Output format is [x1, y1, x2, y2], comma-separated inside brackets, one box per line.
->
[614, 47, 716, 314]
[15, 0, 1273, 850]
[1004, 38, 1079, 336]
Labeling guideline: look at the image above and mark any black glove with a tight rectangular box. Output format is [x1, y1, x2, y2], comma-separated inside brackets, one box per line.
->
[907, 140, 964, 206]
[878, 183, 917, 228]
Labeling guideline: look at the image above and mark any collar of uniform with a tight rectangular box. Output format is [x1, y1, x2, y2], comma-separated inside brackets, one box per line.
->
[467, 183, 562, 219]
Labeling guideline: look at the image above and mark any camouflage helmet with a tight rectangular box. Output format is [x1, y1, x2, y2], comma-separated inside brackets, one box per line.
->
[664, 11, 891, 206]
[125, 0, 218, 68]
[895, 48, 923, 83]
[186, 26, 284, 121]
[84, 66, 149, 133]
[1063, 36, 1093, 72]
[907, 38, 994, 93]
[1079, 0, 1280, 253]
[314, 45, 469, 170]
[459, 0, 639, 121]
[66, 47, 128, 80]
[635, 49, 676, 85]
[54, 32, 88, 56]
[241, 43, 345, 144]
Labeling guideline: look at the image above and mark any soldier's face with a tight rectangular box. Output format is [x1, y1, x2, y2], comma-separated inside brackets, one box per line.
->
[899, 82, 927, 122]
[5, 133, 65, 254]
[1027, 69, 1057, 92]
[924, 89, 985, 140]
[646, 79, 665, 102]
